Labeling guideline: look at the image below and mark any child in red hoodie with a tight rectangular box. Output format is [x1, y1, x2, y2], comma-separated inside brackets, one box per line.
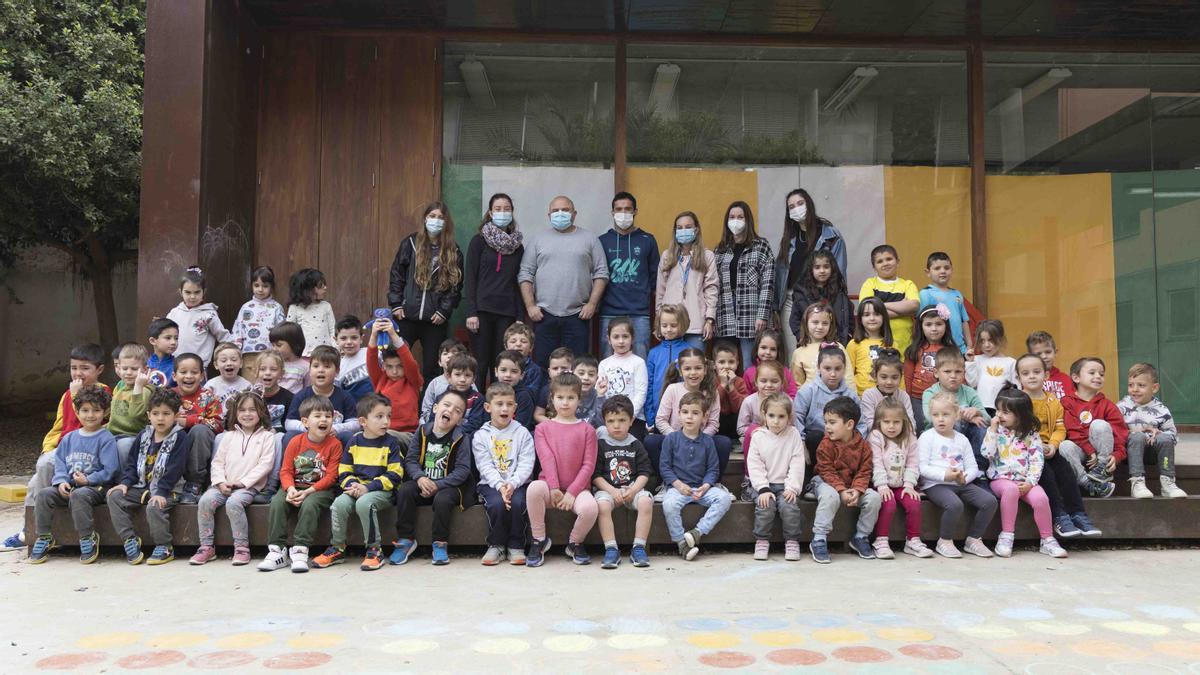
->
[1059, 356, 1127, 498]
[366, 318, 423, 445]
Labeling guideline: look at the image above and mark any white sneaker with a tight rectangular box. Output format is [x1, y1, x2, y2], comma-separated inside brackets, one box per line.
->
[753, 540, 769, 561]
[1160, 476, 1188, 499]
[1130, 476, 1153, 499]
[872, 537, 895, 560]
[935, 538, 961, 558]
[1039, 537, 1068, 558]
[903, 538, 934, 558]
[994, 532, 1014, 558]
[963, 537, 994, 558]
[289, 545, 309, 573]
[257, 544, 290, 572]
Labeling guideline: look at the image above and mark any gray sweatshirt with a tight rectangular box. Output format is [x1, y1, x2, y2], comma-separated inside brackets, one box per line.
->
[472, 419, 536, 490]
[518, 227, 610, 316]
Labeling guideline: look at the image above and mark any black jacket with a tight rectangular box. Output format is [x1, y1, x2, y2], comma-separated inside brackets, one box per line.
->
[463, 232, 523, 318]
[387, 234, 463, 321]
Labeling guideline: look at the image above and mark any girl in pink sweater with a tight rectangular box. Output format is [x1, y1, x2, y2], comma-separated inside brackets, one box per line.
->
[868, 398, 930, 560]
[746, 393, 806, 561]
[527, 373, 598, 567]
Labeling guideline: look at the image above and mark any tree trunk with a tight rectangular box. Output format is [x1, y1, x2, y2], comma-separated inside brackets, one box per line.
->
[84, 234, 120, 357]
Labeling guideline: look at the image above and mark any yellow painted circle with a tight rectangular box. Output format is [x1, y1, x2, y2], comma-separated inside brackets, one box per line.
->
[215, 632, 274, 649]
[686, 632, 741, 649]
[1183, 622, 1200, 634]
[380, 639, 439, 654]
[145, 633, 209, 648]
[1101, 621, 1170, 636]
[877, 627, 934, 642]
[957, 624, 1018, 639]
[471, 638, 530, 655]
[287, 632, 345, 649]
[607, 634, 669, 650]
[542, 635, 597, 653]
[811, 628, 868, 644]
[752, 631, 806, 647]
[1027, 621, 1089, 636]
[77, 632, 140, 649]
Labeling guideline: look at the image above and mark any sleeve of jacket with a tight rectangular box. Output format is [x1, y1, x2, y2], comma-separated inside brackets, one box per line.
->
[960, 434, 982, 484]
[51, 436, 71, 486]
[463, 236, 482, 318]
[210, 432, 229, 486]
[835, 292, 854, 344]
[703, 394, 720, 436]
[655, 384, 675, 435]
[965, 359, 980, 389]
[120, 430, 142, 487]
[515, 389, 535, 430]
[403, 429, 425, 480]
[755, 241, 776, 323]
[829, 231, 848, 283]
[787, 430, 807, 493]
[917, 432, 941, 484]
[90, 433, 121, 486]
[387, 238, 412, 311]
[816, 438, 845, 491]
[1158, 403, 1179, 444]
[868, 430, 887, 488]
[902, 436, 920, 487]
[242, 431, 277, 491]
[369, 436, 405, 491]
[851, 439, 872, 492]
[155, 431, 193, 498]
[703, 436, 719, 487]
[654, 257, 667, 308]
[746, 430, 769, 491]
[1106, 401, 1130, 462]
[702, 251, 719, 322]
[436, 244, 465, 318]
[41, 392, 69, 453]
[231, 303, 248, 349]
[472, 428, 503, 489]
[511, 426, 536, 487]
[793, 385, 814, 431]
[209, 309, 233, 345]
[1027, 435, 1045, 484]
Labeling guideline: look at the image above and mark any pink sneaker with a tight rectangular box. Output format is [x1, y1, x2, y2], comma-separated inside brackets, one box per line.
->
[232, 546, 251, 565]
[784, 540, 802, 561]
[189, 545, 216, 565]
[753, 540, 770, 561]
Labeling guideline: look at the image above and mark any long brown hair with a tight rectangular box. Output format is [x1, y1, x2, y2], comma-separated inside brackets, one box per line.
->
[477, 193, 516, 232]
[415, 201, 463, 291]
[661, 211, 710, 273]
[715, 201, 758, 253]
[225, 390, 271, 433]
[778, 188, 820, 263]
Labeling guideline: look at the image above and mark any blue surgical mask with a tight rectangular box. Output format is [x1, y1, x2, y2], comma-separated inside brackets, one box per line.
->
[425, 217, 445, 235]
[675, 228, 697, 245]
[491, 211, 513, 228]
[550, 211, 573, 231]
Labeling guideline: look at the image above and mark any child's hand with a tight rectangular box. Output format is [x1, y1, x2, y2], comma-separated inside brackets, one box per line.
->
[370, 319, 385, 335]
[431, 312, 446, 326]
[347, 483, 367, 498]
[878, 485, 893, 502]
[1018, 482, 1033, 496]
[756, 491, 775, 508]
[149, 495, 167, 509]
[608, 487, 624, 506]
[135, 368, 150, 389]
[1146, 427, 1159, 442]
[596, 376, 608, 397]
[1105, 455, 1117, 473]
[110, 484, 128, 497]
[840, 489, 855, 507]
[989, 416, 1000, 431]
[71, 471, 88, 487]
[673, 481, 693, 498]
[57, 483, 72, 498]
[417, 477, 438, 498]
[69, 378, 84, 397]
[1044, 444, 1058, 458]
[944, 468, 963, 483]
[392, 307, 406, 321]
[176, 411, 189, 426]
[550, 488, 565, 508]
[618, 486, 632, 504]
[558, 491, 575, 511]
[217, 482, 231, 496]
[1085, 454, 1098, 469]
[782, 488, 799, 504]
[694, 483, 710, 500]
[956, 471, 967, 485]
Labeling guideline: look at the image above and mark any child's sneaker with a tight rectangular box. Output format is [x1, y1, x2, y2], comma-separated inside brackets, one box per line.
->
[784, 540, 802, 561]
[677, 539, 699, 561]
[601, 546, 620, 569]
[147, 545, 174, 565]
[994, 532, 1014, 558]
[1071, 512, 1102, 537]
[872, 537, 895, 560]
[79, 532, 99, 564]
[935, 539, 961, 558]
[1084, 480, 1116, 499]
[289, 545, 309, 573]
[507, 547, 526, 566]
[683, 528, 702, 549]
[847, 535, 876, 560]
[312, 546, 346, 568]
[1085, 463, 1109, 484]
[1039, 537, 1068, 558]
[361, 546, 384, 571]
[28, 535, 54, 564]
[189, 545, 217, 565]
[903, 538, 933, 558]
[1053, 514, 1082, 538]
[565, 542, 591, 565]
[809, 538, 831, 564]
[1129, 476, 1153, 499]
[177, 483, 202, 505]
[753, 540, 770, 561]
[1, 531, 25, 552]
[962, 537, 993, 558]
[431, 541, 450, 565]
[739, 480, 755, 502]
[1161, 476, 1188, 499]
[481, 546, 505, 566]
[232, 546, 251, 566]
[257, 544, 289, 571]
[630, 544, 650, 567]
[388, 538, 417, 565]
[526, 537, 551, 567]
[123, 536, 145, 565]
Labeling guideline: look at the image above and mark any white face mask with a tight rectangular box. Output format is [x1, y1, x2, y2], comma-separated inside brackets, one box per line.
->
[789, 205, 807, 222]
[727, 218, 746, 236]
[613, 212, 634, 230]
[425, 217, 445, 235]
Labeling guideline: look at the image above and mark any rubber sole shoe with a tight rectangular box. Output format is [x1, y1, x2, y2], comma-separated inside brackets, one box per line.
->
[29, 536, 54, 564]
[147, 545, 174, 565]
[847, 535, 876, 560]
[809, 539, 831, 564]
[507, 547, 527, 566]
[361, 547, 385, 571]
[189, 545, 217, 565]
[123, 536, 145, 565]
[431, 541, 450, 565]
[1071, 513, 1102, 537]
[526, 537, 551, 567]
[683, 528, 702, 549]
[872, 538, 895, 560]
[388, 539, 417, 565]
[601, 547, 620, 569]
[312, 546, 346, 568]
[1053, 514, 1082, 538]
[630, 544, 650, 567]
[753, 540, 769, 561]
[79, 533, 100, 565]
[677, 540, 699, 561]
[482, 546, 505, 566]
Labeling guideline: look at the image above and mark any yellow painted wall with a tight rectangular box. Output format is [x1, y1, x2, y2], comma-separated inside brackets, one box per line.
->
[625, 167, 760, 251]
[882, 166, 973, 300]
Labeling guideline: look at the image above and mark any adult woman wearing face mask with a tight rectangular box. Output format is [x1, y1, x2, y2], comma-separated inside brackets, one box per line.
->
[387, 200, 465, 383]
[713, 201, 776, 367]
[463, 193, 524, 391]
[655, 211, 718, 351]
[775, 188, 847, 356]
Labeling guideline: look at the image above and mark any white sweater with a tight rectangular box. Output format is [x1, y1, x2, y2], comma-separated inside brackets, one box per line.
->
[966, 354, 1017, 410]
[917, 428, 981, 489]
[598, 352, 649, 420]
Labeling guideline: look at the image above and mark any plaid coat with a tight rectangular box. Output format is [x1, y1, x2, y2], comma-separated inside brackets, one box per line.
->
[714, 237, 776, 339]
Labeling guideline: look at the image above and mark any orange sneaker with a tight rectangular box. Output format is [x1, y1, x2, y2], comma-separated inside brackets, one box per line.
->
[311, 546, 346, 568]
[361, 546, 384, 571]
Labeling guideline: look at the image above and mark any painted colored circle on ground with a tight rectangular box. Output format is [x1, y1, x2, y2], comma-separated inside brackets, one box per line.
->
[614, 652, 672, 672]
[957, 623, 1017, 639]
[832, 646, 892, 663]
[676, 618, 729, 631]
[477, 621, 530, 636]
[379, 639, 438, 655]
[1074, 607, 1128, 620]
[606, 634, 669, 650]
[877, 628, 934, 642]
[146, 633, 209, 649]
[1070, 640, 1145, 660]
[734, 616, 790, 630]
[797, 615, 849, 628]
[1101, 621, 1170, 636]
[857, 612, 908, 626]
[1000, 607, 1054, 621]
[187, 651, 257, 669]
[542, 635, 597, 653]
[988, 640, 1055, 656]
[752, 631, 805, 647]
[687, 632, 741, 649]
[215, 632, 274, 649]
[1138, 605, 1198, 620]
[1184, 622, 1200, 634]
[115, 650, 187, 670]
[812, 628, 868, 644]
[552, 619, 603, 634]
[1153, 640, 1200, 658]
[1026, 621, 1089, 636]
[34, 652, 107, 670]
[76, 632, 140, 649]
[698, 651, 756, 668]
[262, 652, 332, 670]
[471, 638, 529, 655]
[285, 633, 344, 649]
[766, 649, 827, 666]
[899, 644, 962, 661]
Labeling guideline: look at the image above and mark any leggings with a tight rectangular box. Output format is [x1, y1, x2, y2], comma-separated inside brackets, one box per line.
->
[923, 482, 998, 540]
[197, 487, 257, 547]
[396, 319, 450, 385]
[1038, 452, 1084, 518]
[874, 488, 922, 539]
[470, 311, 516, 392]
[990, 478, 1052, 538]
[527, 480, 598, 545]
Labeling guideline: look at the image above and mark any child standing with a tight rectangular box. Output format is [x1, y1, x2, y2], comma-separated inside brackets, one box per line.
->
[1120, 362, 1187, 499]
[108, 388, 193, 565]
[982, 388, 1068, 558]
[207, 342, 252, 411]
[146, 318, 179, 388]
[905, 305, 951, 430]
[793, 347, 866, 459]
[920, 348, 990, 470]
[790, 303, 852, 389]
[661, 392, 733, 560]
[1060, 357, 1128, 498]
[918, 391, 997, 559]
[645, 304, 691, 423]
[286, 268, 337, 356]
[598, 318, 649, 433]
[504, 322, 543, 395]
[860, 350, 916, 431]
[746, 393, 806, 562]
[257, 396, 343, 573]
[108, 343, 155, 466]
[167, 267, 232, 369]
[1026, 331, 1074, 400]
[868, 399, 929, 559]
[788, 250, 853, 345]
[847, 298, 895, 395]
[858, 245, 920, 354]
[335, 316, 373, 401]
[528, 374, 599, 567]
[231, 265, 285, 382]
[29, 387, 119, 564]
[647, 349, 734, 476]
[967, 319, 1018, 414]
[190, 391, 276, 565]
[269, 322, 310, 394]
[171, 353, 223, 504]
[714, 341, 748, 443]
[256, 351, 294, 434]
[743, 329, 798, 397]
[919, 252, 972, 354]
[419, 339, 468, 423]
[473, 383, 536, 566]
[593, 396, 654, 569]
[810, 397, 881, 563]
[366, 318, 423, 441]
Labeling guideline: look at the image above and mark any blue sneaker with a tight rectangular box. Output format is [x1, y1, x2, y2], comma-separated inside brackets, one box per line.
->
[630, 544, 650, 567]
[123, 536, 144, 565]
[526, 537, 551, 568]
[29, 536, 54, 564]
[810, 539, 831, 564]
[79, 533, 99, 564]
[388, 538, 417, 565]
[1053, 514, 1082, 538]
[565, 542, 591, 565]
[601, 546, 620, 569]
[847, 535, 876, 560]
[1071, 512, 1102, 537]
[1, 531, 24, 552]
[147, 545, 174, 565]
[431, 541, 449, 566]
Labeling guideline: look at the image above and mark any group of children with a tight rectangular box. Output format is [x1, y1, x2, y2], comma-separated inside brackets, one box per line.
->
[12, 245, 1188, 569]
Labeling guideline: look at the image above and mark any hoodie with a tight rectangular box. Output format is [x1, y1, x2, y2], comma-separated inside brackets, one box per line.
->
[868, 429, 919, 489]
[472, 420, 536, 490]
[598, 227, 660, 316]
[1062, 391, 1128, 461]
[816, 430, 872, 492]
[645, 337, 688, 421]
[404, 421, 472, 490]
[51, 428, 119, 488]
[210, 427, 277, 491]
[167, 301, 232, 368]
[793, 378, 866, 436]
[746, 425, 806, 493]
[231, 296, 285, 354]
[1117, 396, 1177, 444]
[464, 382, 534, 434]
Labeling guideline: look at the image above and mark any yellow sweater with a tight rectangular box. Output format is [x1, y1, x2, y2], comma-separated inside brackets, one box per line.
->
[790, 342, 855, 390]
[847, 337, 888, 395]
[1031, 394, 1066, 450]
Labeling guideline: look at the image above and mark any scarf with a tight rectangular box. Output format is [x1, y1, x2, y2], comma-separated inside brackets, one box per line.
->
[481, 222, 522, 256]
[135, 424, 182, 491]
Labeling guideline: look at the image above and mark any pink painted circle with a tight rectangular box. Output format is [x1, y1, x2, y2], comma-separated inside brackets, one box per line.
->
[698, 651, 757, 668]
[116, 650, 187, 669]
[187, 650, 258, 669]
[263, 652, 333, 670]
[766, 649, 827, 666]
[34, 652, 107, 670]
[832, 646, 893, 663]
[900, 644, 963, 660]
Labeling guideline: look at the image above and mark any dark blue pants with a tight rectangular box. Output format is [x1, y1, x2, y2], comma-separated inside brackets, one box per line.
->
[477, 483, 529, 549]
[533, 311, 590, 368]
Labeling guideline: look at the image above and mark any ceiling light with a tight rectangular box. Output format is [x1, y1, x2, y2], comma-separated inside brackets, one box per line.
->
[821, 66, 877, 114]
[460, 57, 495, 109]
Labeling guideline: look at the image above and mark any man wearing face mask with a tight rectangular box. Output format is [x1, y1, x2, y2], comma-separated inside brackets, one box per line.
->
[597, 192, 660, 358]
[518, 195, 610, 367]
